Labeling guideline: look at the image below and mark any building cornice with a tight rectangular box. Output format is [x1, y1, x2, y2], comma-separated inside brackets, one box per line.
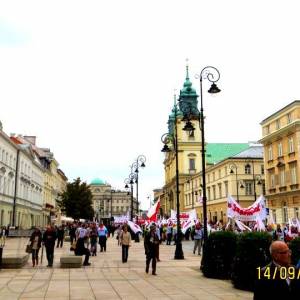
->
[259, 120, 300, 144]
[260, 100, 300, 125]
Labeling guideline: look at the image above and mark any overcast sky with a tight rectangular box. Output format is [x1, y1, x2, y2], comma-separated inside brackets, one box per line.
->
[1, 0, 300, 210]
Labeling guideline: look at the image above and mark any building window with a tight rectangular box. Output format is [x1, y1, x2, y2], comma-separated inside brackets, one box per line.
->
[279, 168, 285, 186]
[224, 181, 228, 196]
[245, 164, 251, 174]
[212, 186, 216, 200]
[218, 183, 222, 198]
[282, 203, 288, 223]
[213, 172, 215, 181]
[270, 174, 275, 188]
[276, 119, 280, 129]
[287, 113, 292, 124]
[288, 137, 295, 153]
[265, 125, 270, 135]
[207, 187, 211, 201]
[290, 164, 297, 185]
[218, 170, 221, 179]
[278, 142, 283, 157]
[261, 165, 265, 175]
[295, 207, 299, 219]
[268, 146, 273, 161]
[189, 158, 195, 171]
[245, 181, 253, 195]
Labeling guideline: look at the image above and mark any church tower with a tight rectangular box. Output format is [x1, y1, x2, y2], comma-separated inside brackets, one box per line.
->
[162, 65, 202, 216]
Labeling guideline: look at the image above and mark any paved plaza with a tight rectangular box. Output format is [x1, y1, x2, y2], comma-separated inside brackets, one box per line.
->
[0, 237, 252, 300]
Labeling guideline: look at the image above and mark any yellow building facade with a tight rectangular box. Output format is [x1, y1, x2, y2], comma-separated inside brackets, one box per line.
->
[260, 100, 300, 224]
[184, 145, 265, 223]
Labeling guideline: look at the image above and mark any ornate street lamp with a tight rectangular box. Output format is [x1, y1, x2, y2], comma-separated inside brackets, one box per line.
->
[182, 66, 221, 244]
[161, 96, 184, 260]
[229, 163, 240, 202]
[131, 155, 146, 223]
[124, 172, 137, 221]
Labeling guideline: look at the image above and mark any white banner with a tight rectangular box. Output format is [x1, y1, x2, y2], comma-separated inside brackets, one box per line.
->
[171, 209, 197, 223]
[227, 195, 267, 222]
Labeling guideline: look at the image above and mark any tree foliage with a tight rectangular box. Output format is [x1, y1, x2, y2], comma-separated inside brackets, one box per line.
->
[57, 178, 94, 220]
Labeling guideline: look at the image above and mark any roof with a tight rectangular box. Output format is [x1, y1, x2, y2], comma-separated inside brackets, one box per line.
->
[206, 143, 249, 164]
[260, 100, 300, 124]
[231, 145, 263, 159]
[90, 178, 105, 185]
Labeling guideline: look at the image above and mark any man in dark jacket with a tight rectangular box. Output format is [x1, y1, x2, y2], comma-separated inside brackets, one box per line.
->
[75, 235, 91, 266]
[42, 225, 57, 267]
[254, 241, 300, 299]
[144, 224, 159, 275]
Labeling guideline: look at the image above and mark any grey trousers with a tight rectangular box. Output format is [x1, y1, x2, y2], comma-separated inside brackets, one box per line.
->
[193, 239, 203, 254]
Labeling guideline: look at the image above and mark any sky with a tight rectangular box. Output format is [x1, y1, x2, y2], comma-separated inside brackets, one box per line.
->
[1, 0, 300, 210]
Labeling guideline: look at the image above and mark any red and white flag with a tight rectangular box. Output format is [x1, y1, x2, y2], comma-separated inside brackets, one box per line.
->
[127, 220, 142, 234]
[147, 199, 160, 222]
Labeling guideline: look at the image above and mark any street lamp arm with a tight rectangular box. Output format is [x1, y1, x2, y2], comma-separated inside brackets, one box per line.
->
[196, 66, 221, 84]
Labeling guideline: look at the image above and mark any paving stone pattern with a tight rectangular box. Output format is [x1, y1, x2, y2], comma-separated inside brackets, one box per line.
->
[0, 237, 252, 299]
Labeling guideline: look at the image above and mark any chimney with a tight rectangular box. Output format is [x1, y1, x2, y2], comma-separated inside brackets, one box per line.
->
[24, 136, 36, 145]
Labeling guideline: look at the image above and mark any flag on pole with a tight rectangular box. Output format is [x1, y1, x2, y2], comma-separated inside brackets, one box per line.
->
[127, 220, 142, 234]
[147, 199, 160, 222]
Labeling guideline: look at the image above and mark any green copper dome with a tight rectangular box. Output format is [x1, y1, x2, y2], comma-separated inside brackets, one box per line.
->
[90, 178, 105, 185]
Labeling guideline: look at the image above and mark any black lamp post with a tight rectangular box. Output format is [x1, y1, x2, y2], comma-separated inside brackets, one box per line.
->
[124, 172, 137, 221]
[182, 66, 221, 243]
[230, 163, 240, 202]
[161, 98, 184, 260]
[245, 160, 262, 202]
[131, 155, 146, 221]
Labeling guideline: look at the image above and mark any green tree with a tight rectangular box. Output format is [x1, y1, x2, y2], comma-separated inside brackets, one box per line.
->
[58, 178, 94, 220]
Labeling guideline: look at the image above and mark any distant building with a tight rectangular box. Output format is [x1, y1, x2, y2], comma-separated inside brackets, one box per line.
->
[260, 100, 300, 224]
[89, 178, 137, 223]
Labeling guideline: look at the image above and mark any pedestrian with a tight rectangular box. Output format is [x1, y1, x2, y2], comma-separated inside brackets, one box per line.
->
[144, 224, 159, 275]
[29, 227, 42, 267]
[155, 225, 161, 262]
[193, 223, 204, 255]
[56, 225, 65, 248]
[69, 224, 77, 244]
[116, 225, 122, 246]
[75, 233, 91, 266]
[166, 224, 172, 245]
[42, 225, 57, 267]
[120, 224, 131, 263]
[254, 241, 300, 299]
[98, 221, 108, 252]
[90, 225, 98, 256]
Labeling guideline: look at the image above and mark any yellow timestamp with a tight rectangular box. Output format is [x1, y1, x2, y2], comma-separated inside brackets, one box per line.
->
[257, 266, 300, 280]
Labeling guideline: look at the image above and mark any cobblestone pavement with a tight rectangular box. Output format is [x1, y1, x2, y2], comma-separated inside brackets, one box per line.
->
[0, 237, 252, 300]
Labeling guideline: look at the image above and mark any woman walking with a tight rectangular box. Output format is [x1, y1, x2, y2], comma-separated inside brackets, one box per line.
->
[120, 225, 131, 263]
[29, 227, 42, 267]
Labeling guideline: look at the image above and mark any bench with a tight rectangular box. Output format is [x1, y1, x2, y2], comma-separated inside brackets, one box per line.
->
[1, 254, 29, 268]
[60, 255, 82, 268]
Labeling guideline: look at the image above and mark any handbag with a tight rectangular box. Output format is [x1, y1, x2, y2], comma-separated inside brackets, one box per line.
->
[25, 244, 32, 254]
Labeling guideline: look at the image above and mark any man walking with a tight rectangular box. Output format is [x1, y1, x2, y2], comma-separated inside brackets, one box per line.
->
[42, 225, 57, 267]
[193, 223, 204, 255]
[144, 224, 159, 275]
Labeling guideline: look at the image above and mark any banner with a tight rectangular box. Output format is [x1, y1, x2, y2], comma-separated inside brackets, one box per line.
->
[171, 209, 197, 223]
[227, 195, 267, 222]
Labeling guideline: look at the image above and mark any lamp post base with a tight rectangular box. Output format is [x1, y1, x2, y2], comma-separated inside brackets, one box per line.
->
[174, 242, 184, 260]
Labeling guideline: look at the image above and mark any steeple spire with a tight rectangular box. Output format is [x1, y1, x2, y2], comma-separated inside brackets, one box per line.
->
[185, 58, 189, 80]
